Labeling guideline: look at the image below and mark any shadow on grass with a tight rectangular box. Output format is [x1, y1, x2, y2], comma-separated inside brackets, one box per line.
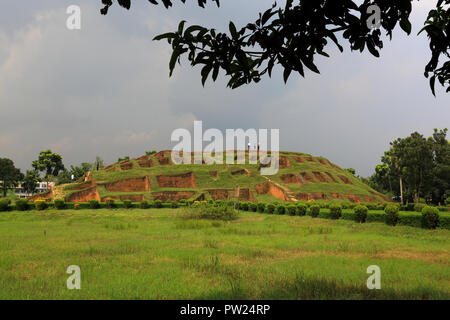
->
[196, 274, 449, 300]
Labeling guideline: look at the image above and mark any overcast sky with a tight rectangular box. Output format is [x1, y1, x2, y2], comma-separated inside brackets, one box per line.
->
[0, 1, 449, 177]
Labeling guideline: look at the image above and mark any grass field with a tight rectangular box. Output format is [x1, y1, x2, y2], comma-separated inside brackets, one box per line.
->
[0, 208, 448, 299]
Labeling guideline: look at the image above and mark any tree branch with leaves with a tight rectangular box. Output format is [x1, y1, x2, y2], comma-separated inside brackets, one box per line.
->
[100, 0, 450, 94]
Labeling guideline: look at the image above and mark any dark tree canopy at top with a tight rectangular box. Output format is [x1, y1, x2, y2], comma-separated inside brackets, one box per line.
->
[100, 0, 450, 95]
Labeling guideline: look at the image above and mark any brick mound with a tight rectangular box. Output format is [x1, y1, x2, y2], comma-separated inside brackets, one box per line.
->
[207, 188, 255, 201]
[292, 156, 304, 163]
[104, 177, 150, 192]
[303, 156, 316, 162]
[345, 194, 361, 203]
[106, 167, 116, 172]
[259, 156, 291, 169]
[231, 168, 251, 176]
[152, 191, 195, 202]
[29, 190, 52, 202]
[102, 194, 144, 202]
[66, 187, 100, 202]
[331, 164, 343, 171]
[330, 193, 344, 199]
[324, 172, 339, 183]
[156, 172, 197, 188]
[338, 175, 353, 184]
[255, 181, 289, 201]
[194, 193, 206, 201]
[279, 156, 291, 168]
[313, 172, 329, 183]
[295, 192, 328, 201]
[299, 172, 315, 183]
[238, 188, 255, 202]
[318, 158, 331, 166]
[208, 189, 231, 200]
[71, 180, 95, 191]
[137, 157, 153, 168]
[154, 150, 172, 165]
[120, 161, 134, 170]
[280, 173, 301, 184]
[360, 195, 379, 203]
[368, 190, 391, 202]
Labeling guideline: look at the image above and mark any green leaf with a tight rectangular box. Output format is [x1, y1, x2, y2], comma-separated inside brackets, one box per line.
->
[201, 64, 213, 86]
[300, 55, 320, 74]
[283, 68, 292, 83]
[429, 75, 436, 97]
[169, 49, 181, 76]
[229, 21, 238, 39]
[399, 17, 412, 35]
[153, 32, 175, 41]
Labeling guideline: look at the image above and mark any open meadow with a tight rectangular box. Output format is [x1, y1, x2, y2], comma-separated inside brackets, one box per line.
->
[0, 208, 448, 300]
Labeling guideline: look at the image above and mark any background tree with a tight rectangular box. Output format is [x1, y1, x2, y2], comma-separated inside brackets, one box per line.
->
[56, 163, 93, 185]
[100, 0, 450, 94]
[0, 158, 23, 197]
[369, 128, 448, 204]
[428, 128, 450, 204]
[32, 150, 65, 179]
[22, 170, 40, 195]
[71, 163, 94, 180]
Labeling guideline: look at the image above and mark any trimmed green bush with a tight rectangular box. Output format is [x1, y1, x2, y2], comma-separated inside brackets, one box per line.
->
[88, 199, 100, 209]
[140, 200, 149, 209]
[406, 203, 415, 211]
[15, 199, 29, 211]
[182, 205, 238, 221]
[35, 200, 48, 211]
[329, 204, 342, 219]
[414, 203, 426, 213]
[287, 204, 297, 216]
[354, 205, 368, 223]
[276, 205, 286, 215]
[54, 199, 66, 210]
[170, 201, 179, 208]
[422, 206, 439, 229]
[240, 202, 249, 211]
[440, 215, 450, 230]
[267, 204, 275, 214]
[123, 200, 133, 209]
[257, 203, 266, 213]
[250, 203, 257, 212]
[398, 212, 422, 228]
[385, 204, 399, 226]
[297, 203, 307, 216]
[154, 200, 163, 208]
[310, 204, 320, 218]
[0, 199, 10, 211]
[105, 199, 115, 209]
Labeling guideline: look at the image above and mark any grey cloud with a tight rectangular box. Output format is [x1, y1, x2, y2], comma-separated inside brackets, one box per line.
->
[0, 0, 448, 177]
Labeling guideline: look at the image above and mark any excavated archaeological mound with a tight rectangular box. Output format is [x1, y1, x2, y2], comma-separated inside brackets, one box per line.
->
[39, 150, 390, 204]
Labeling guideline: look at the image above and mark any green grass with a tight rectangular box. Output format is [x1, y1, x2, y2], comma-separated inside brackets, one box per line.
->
[0, 208, 448, 300]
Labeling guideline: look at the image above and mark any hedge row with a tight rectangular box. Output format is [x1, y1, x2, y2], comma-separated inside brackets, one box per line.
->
[236, 201, 450, 230]
[0, 199, 190, 211]
[1, 198, 449, 230]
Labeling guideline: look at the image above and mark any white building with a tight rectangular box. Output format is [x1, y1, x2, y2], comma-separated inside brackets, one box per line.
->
[14, 182, 55, 198]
